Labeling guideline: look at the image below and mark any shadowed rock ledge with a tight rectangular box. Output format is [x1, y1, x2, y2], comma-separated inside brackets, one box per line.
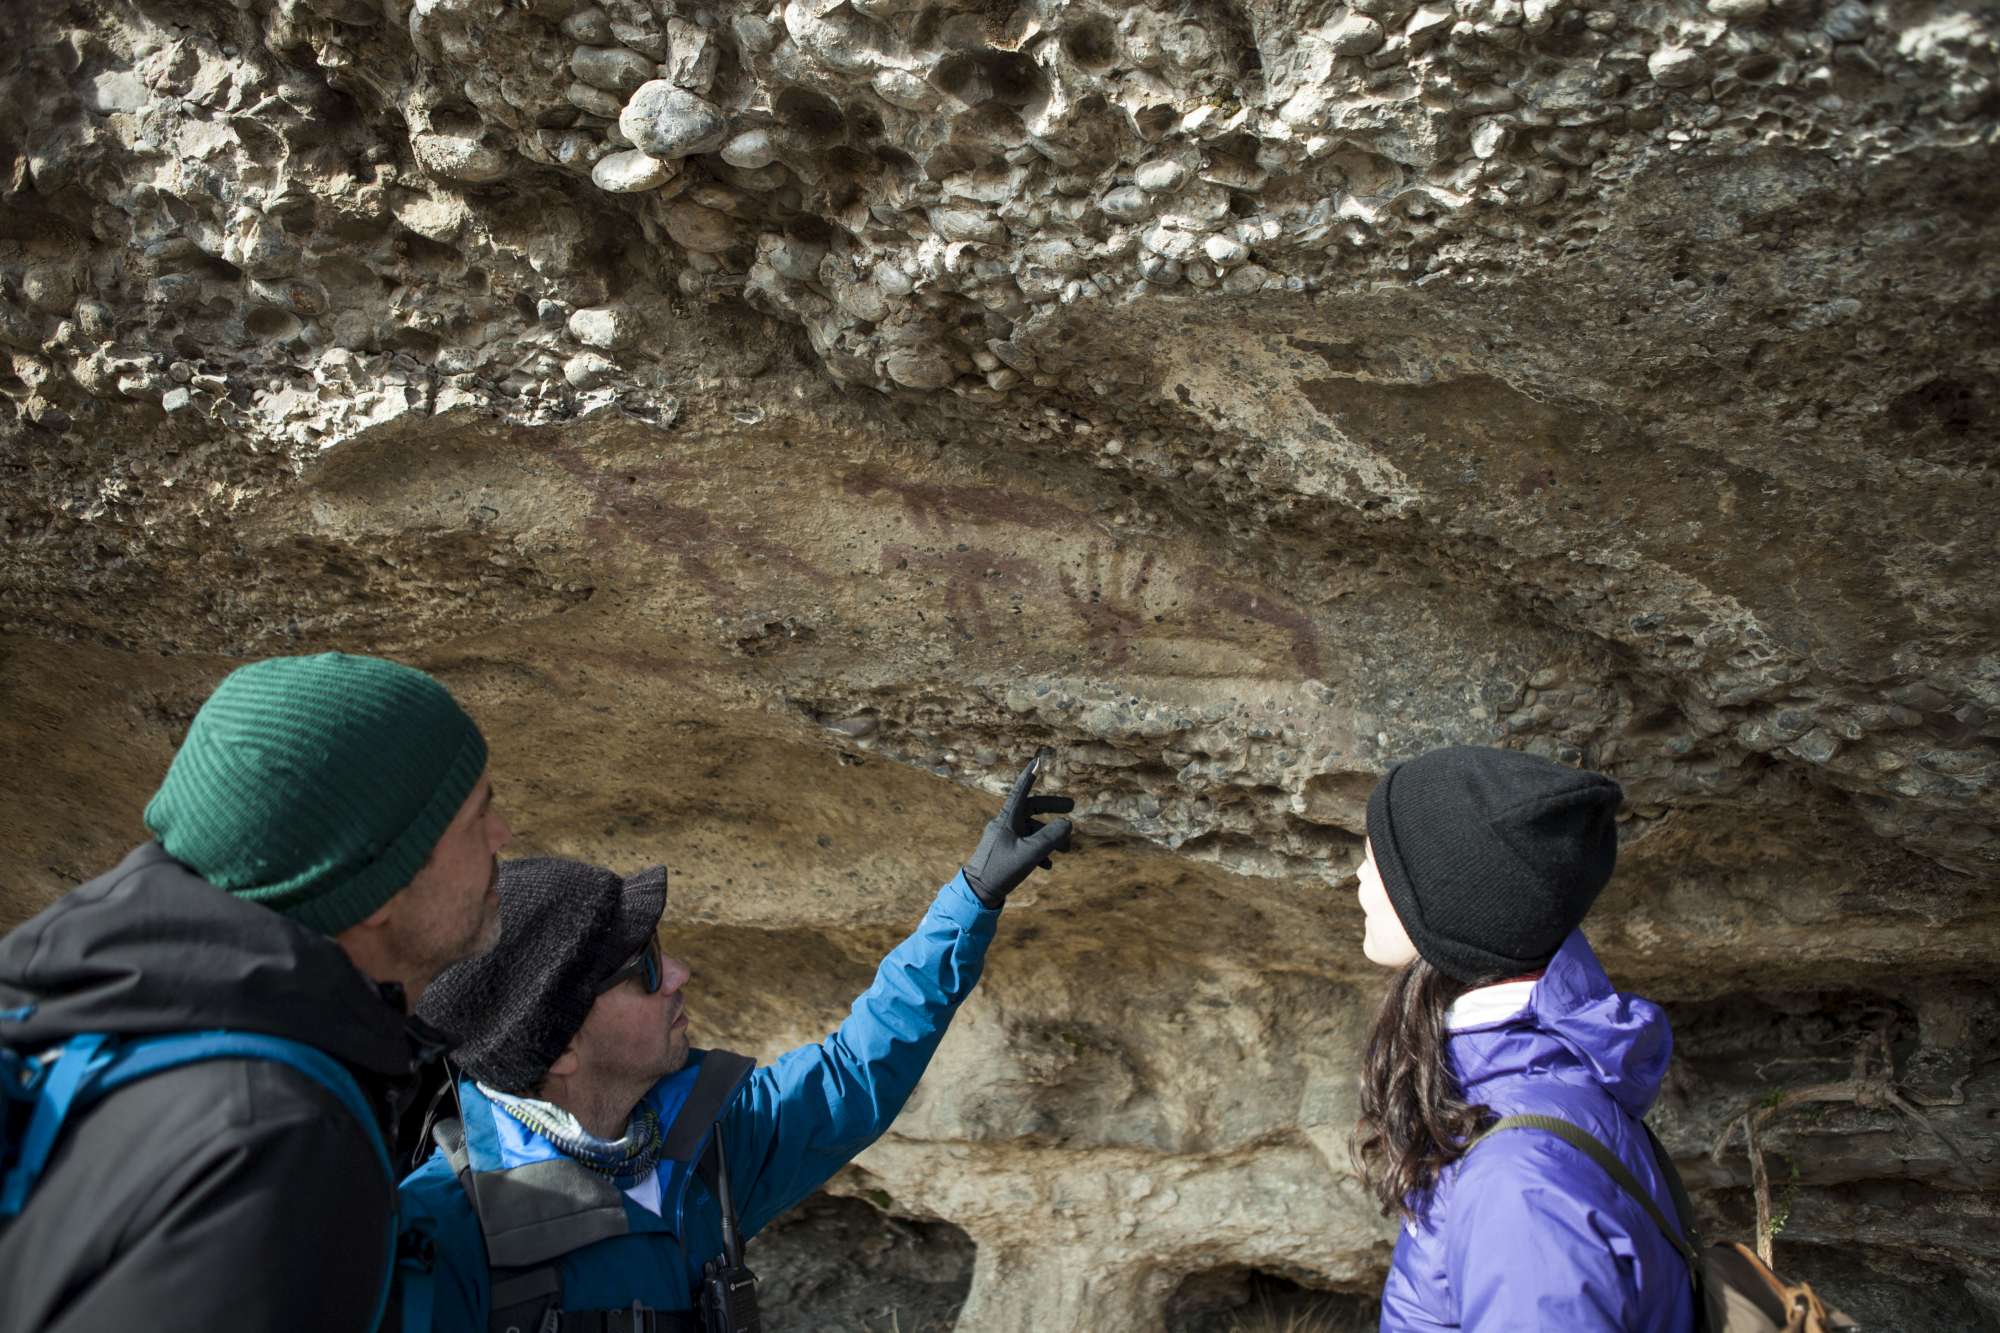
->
[1, 0, 1996, 1324]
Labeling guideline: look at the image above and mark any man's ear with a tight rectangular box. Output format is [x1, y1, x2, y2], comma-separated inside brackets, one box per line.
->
[545, 1038, 581, 1082]
[332, 897, 395, 953]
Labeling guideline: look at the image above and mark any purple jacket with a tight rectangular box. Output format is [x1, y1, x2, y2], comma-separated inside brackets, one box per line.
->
[1378, 931, 1696, 1332]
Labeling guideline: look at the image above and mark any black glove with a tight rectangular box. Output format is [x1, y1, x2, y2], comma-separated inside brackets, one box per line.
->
[961, 756, 1074, 908]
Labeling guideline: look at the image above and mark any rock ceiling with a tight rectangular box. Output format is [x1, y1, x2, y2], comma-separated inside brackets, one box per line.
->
[2, 0, 1996, 1324]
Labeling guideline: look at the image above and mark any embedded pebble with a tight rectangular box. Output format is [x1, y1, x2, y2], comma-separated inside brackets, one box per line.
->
[1141, 223, 1201, 261]
[1202, 234, 1249, 267]
[1100, 186, 1153, 222]
[871, 69, 936, 110]
[570, 45, 655, 94]
[411, 132, 508, 184]
[620, 82, 729, 159]
[664, 19, 718, 92]
[1407, 5, 1455, 44]
[720, 129, 778, 170]
[932, 209, 1005, 244]
[590, 149, 676, 193]
[567, 305, 639, 350]
[884, 347, 956, 389]
[731, 14, 777, 55]
[560, 7, 614, 44]
[1134, 160, 1188, 193]
[567, 81, 625, 118]
[609, 20, 665, 60]
[1647, 46, 1710, 88]
[563, 352, 617, 389]
[725, 161, 790, 191]
[765, 235, 827, 283]
[1327, 14, 1387, 54]
[1521, 0, 1562, 30]
[663, 200, 738, 252]
[1823, 0, 1871, 41]
[1221, 263, 1270, 295]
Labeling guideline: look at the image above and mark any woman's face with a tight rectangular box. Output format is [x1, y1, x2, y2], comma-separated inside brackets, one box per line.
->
[1356, 840, 1418, 967]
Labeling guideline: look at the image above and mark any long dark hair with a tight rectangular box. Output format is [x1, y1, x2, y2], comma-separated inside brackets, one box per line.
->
[1351, 956, 1495, 1221]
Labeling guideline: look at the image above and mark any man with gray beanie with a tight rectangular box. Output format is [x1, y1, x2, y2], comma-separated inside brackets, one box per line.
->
[398, 757, 1073, 1333]
[0, 652, 510, 1332]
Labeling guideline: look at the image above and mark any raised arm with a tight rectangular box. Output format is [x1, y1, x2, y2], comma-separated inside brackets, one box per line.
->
[721, 757, 1072, 1235]
[721, 871, 996, 1235]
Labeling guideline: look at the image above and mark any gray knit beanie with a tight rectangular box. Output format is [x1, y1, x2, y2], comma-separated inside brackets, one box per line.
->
[418, 857, 666, 1094]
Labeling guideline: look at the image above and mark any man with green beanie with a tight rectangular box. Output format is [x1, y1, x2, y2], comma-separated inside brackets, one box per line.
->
[0, 652, 510, 1332]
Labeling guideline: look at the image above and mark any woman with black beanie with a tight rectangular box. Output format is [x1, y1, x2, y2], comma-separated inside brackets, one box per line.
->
[1352, 745, 1696, 1331]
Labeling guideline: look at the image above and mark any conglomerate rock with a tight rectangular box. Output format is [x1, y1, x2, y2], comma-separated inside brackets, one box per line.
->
[1, 0, 1996, 1325]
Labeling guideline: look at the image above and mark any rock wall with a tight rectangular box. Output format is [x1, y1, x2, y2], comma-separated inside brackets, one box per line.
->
[2, 0, 1996, 1325]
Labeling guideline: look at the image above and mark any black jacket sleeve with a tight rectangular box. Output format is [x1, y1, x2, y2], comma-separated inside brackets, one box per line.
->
[1, 1059, 394, 1333]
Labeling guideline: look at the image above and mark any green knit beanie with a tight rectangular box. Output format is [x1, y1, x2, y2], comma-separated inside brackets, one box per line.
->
[144, 653, 489, 935]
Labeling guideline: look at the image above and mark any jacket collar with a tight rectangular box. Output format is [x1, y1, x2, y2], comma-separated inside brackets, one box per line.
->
[442, 1050, 755, 1266]
[0, 843, 436, 1080]
[470, 1063, 706, 1171]
[1445, 930, 1673, 1118]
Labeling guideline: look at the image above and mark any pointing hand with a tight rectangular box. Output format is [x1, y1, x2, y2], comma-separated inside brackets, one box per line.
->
[961, 755, 1074, 908]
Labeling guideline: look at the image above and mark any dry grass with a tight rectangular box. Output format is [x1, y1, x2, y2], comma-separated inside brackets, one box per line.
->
[1223, 1297, 1372, 1333]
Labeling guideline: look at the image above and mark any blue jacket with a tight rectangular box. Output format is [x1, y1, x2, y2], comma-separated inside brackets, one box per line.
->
[398, 873, 998, 1329]
[1379, 931, 1696, 1332]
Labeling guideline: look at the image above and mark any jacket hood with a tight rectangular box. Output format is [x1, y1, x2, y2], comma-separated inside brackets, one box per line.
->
[1446, 929, 1672, 1118]
[0, 842, 431, 1078]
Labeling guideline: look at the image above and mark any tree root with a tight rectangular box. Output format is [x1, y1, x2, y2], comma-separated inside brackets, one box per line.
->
[1707, 1028, 1978, 1266]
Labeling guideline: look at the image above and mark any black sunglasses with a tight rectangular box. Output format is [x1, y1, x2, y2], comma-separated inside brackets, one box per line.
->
[598, 936, 663, 995]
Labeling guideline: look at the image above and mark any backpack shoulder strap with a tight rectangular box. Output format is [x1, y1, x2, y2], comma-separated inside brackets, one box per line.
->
[2, 1033, 114, 1216]
[679, 1051, 753, 1265]
[436, 1113, 472, 1177]
[126, 1032, 399, 1332]
[446, 1054, 757, 1333]
[427, 1107, 536, 1332]
[1639, 1120, 1704, 1250]
[487, 1261, 562, 1333]
[659, 1050, 754, 1163]
[1469, 1113, 1700, 1272]
[3, 1031, 397, 1331]
[102, 1032, 392, 1174]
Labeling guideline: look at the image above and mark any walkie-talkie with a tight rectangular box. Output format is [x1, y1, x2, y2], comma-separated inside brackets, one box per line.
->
[698, 1126, 763, 1333]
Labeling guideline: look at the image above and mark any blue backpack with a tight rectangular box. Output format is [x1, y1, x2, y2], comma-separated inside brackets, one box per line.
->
[0, 1022, 431, 1331]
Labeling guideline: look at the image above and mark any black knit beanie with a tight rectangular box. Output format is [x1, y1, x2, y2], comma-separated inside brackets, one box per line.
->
[1364, 745, 1623, 983]
[418, 857, 666, 1094]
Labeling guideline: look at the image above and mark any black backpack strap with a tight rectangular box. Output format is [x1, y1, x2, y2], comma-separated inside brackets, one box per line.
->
[437, 1115, 471, 1176]
[489, 1263, 561, 1333]
[682, 1056, 754, 1265]
[658, 1051, 755, 1163]
[457, 1054, 757, 1333]
[552, 1310, 702, 1333]
[1469, 1114, 1700, 1274]
[1639, 1120, 1704, 1250]
[487, 1266, 703, 1333]
[694, 1130, 722, 1204]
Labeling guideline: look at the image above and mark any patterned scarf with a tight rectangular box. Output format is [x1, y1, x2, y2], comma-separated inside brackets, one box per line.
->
[481, 1083, 665, 1188]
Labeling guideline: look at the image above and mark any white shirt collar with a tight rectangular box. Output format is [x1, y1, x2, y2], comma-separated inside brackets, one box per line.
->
[1445, 979, 1537, 1030]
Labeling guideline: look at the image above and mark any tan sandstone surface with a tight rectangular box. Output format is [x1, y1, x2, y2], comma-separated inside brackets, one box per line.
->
[2, 0, 1997, 1324]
